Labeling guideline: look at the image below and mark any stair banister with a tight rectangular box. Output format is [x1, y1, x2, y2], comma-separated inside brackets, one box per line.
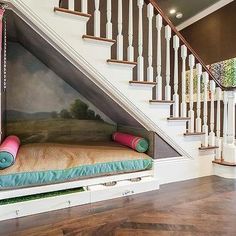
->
[202, 72, 209, 147]
[137, 0, 144, 82]
[81, 0, 88, 14]
[145, 0, 236, 91]
[147, 3, 154, 82]
[68, 0, 74, 11]
[127, 0, 134, 62]
[56, 0, 235, 162]
[117, 0, 123, 60]
[227, 92, 236, 145]
[156, 14, 162, 100]
[106, 0, 112, 39]
[181, 45, 187, 117]
[196, 63, 202, 133]
[164, 25, 171, 100]
[173, 35, 180, 117]
[209, 80, 216, 146]
[94, 0, 100, 37]
[216, 87, 222, 160]
[188, 54, 195, 133]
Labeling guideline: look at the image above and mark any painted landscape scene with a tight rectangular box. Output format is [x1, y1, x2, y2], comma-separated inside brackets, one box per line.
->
[6, 43, 116, 144]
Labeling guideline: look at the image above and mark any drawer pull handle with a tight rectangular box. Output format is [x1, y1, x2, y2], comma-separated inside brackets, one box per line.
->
[122, 190, 134, 196]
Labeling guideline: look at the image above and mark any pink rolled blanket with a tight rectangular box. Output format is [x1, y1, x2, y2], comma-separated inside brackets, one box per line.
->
[112, 132, 149, 153]
[0, 136, 20, 169]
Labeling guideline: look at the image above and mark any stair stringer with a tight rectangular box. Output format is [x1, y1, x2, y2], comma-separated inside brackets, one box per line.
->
[7, 0, 212, 160]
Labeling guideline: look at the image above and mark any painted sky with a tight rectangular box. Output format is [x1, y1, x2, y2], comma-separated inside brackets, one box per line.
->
[7, 42, 114, 124]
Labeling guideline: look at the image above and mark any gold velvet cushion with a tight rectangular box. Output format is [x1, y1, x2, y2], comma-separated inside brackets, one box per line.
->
[0, 142, 152, 189]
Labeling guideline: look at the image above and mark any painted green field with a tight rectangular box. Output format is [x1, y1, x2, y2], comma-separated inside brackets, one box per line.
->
[6, 119, 117, 144]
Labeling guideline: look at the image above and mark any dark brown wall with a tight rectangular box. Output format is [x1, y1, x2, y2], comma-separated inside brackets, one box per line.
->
[180, 1, 236, 65]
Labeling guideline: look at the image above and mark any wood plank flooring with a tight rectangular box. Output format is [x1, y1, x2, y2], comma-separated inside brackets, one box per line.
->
[1, 176, 236, 236]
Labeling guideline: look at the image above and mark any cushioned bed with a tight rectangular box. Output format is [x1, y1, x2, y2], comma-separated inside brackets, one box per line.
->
[0, 142, 152, 190]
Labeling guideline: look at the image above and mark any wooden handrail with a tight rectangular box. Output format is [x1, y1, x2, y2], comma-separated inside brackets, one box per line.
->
[145, 0, 236, 91]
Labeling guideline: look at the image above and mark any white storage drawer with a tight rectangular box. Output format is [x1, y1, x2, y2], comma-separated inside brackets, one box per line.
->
[88, 177, 159, 202]
[0, 189, 90, 221]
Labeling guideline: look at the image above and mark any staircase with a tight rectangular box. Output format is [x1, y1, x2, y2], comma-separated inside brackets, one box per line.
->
[4, 0, 236, 181]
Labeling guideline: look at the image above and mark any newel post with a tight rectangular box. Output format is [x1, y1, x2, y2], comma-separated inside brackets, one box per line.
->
[223, 91, 236, 163]
[215, 87, 222, 160]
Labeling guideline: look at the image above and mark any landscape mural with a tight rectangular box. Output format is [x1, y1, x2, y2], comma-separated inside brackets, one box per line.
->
[6, 42, 116, 144]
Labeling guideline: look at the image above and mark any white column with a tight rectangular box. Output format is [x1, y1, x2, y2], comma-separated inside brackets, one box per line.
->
[181, 45, 187, 117]
[215, 87, 222, 160]
[127, 0, 134, 61]
[68, 0, 75, 11]
[188, 54, 195, 132]
[209, 80, 216, 146]
[106, 0, 112, 39]
[223, 91, 228, 145]
[202, 72, 209, 147]
[196, 63, 202, 132]
[137, 0, 144, 81]
[156, 14, 162, 100]
[223, 91, 236, 163]
[81, 0, 88, 13]
[227, 91, 235, 145]
[147, 3, 154, 82]
[117, 0, 123, 60]
[173, 35, 180, 117]
[165, 25, 171, 100]
[94, 0, 100, 37]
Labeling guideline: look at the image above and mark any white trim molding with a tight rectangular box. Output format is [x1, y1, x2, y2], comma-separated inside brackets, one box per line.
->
[177, 0, 234, 31]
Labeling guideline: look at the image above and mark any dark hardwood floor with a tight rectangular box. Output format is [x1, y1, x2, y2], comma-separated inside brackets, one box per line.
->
[1, 176, 236, 236]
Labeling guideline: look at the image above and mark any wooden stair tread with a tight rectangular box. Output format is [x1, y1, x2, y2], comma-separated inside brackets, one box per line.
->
[149, 100, 174, 104]
[82, 35, 116, 43]
[167, 117, 191, 121]
[107, 59, 137, 66]
[199, 146, 219, 150]
[129, 81, 157, 86]
[184, 132, 205, 136]
[213, 160, 236, 166]
[54, 7, 91, 18]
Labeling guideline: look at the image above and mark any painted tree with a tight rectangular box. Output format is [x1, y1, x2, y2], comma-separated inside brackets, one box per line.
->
[70, 99, 89, 119]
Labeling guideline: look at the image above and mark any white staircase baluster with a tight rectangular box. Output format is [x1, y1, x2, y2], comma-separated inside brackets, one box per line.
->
[227, 91, 236, 145]
[106, 0, 112, 39]
[156, 14, 162, 100]
[94, 0, 100, 37]
[202, 72, 209, 147]
[165, 25, 171, 100]
[215, 87, 222, 160]
[196, 63, 202, 132]
[81, 0, 88, 13]
[188, 54, 195, 132]
[127, 0, 134, 61]
[209, 80, 216, 146]
[223, 91, 228, 145]
[181, 45, 187, 117]
[117, 0, 123, 60]
[173, 35, 180, 117]
[68, 0, 74, 11]
[137, 0, 144, 81]
[147, 3, 154, 82]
